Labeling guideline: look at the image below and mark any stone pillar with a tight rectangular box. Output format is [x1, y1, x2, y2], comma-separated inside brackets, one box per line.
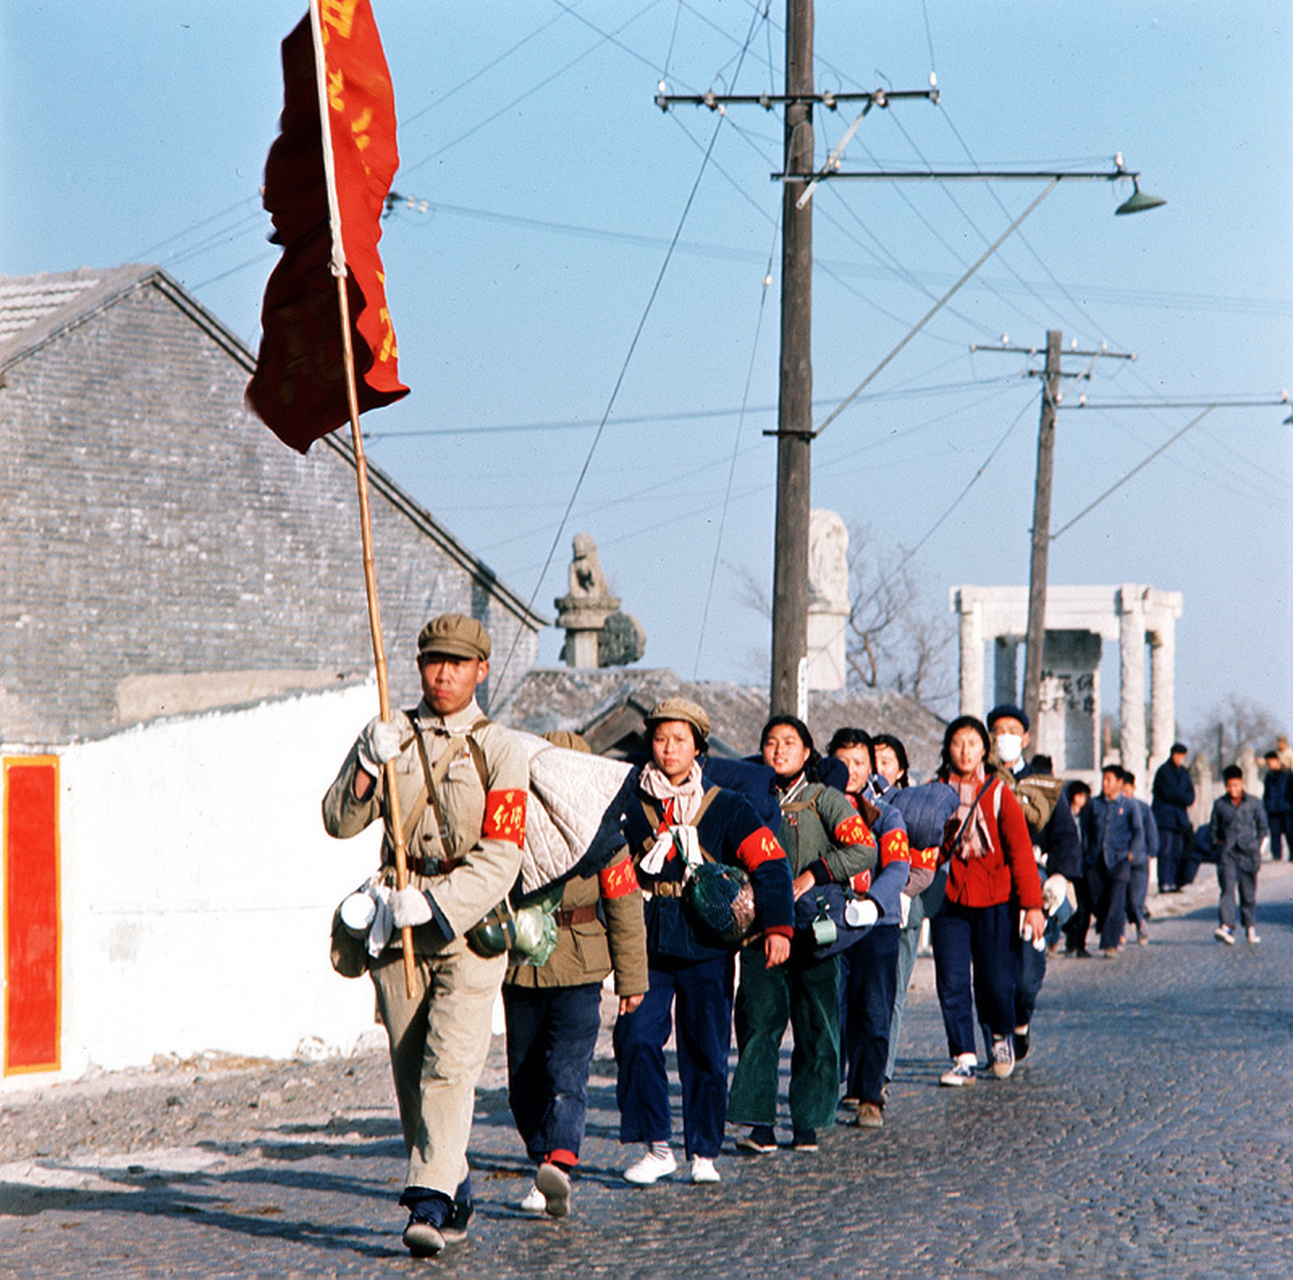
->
[993, 637, 1020, 709]
[1037, 630, 1101, 776]
[806, 510, 849, 691]
[1147, 612, 1176, 777]
[554, 533, 619, 669]
[1118, 585, 1147, 790]
[956, 594, 985, 718]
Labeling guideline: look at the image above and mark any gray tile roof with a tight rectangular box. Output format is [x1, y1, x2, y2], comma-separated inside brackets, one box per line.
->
[498, 667, 948, 778]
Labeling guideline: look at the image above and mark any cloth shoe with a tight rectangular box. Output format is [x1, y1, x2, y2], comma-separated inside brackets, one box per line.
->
[623, 1147, 677, 1185]
[399, 1187, 455, 1257]
[518, 1184, 546, 1215]
[791, 1129, 818, 1151]
[735, 1124, 777, 1155]
[1246, 927, 1261, 944]
[1014, 1025, 1031, 1061]
[855, 1102, 884, 1129]
[990, 1036, 1015, 1079]
[535, 1161, 571, 1218]
[440, 1196, 473, 1245]
[690, 1156, 720, 1184]
[940, 1054, 977, 1086]
[1214, 925, 1235, 945]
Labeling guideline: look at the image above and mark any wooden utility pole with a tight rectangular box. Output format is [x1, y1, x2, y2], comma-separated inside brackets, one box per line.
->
[769, 0, 814, 716]
[1022, 329, 1062, 732]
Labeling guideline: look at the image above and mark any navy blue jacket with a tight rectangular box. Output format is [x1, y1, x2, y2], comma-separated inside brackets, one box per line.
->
[1084, 792, 1146, 871]
[1262, 769, 1291, 816]
[621, 777, 794, 963]
[1151, 761, 1195, 834]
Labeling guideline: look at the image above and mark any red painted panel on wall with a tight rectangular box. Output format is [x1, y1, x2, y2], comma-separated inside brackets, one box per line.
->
[4, 758, 60, 1074]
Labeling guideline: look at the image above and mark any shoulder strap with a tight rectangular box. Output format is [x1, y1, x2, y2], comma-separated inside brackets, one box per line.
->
[634, 787, 722, 865]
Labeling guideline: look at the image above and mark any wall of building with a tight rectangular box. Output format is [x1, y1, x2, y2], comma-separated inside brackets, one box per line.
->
[2, 682, 390, 1089]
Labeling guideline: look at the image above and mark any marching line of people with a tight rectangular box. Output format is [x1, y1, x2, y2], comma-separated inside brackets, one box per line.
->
[321, 612, 1275, 1259]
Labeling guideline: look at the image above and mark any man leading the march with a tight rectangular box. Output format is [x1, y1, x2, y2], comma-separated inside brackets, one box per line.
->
[322, 612, 529, 1257]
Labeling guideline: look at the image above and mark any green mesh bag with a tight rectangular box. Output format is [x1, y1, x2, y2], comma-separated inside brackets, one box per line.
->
[683, 861, 757, 948]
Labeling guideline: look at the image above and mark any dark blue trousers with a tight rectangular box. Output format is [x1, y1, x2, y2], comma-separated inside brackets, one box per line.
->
[930, 900, 1015, 1058]
[1157, 828, 1188, 890]
[1097, 859, 1132, 950]
[504, 983, 603, 1165]
[840, 925, 900, 1104]
[1013, 930, 1046, 1029]
[614, 952, 733, 1160]
[1267, 811, 1293, 861]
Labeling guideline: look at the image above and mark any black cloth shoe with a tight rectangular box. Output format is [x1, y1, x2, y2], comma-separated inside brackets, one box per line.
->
[400, 1187, 454, 1257]
[791, 1129, 818, 1152]
[1014, 1026, 1031, 1061]
[736, 1124, 777, 1154]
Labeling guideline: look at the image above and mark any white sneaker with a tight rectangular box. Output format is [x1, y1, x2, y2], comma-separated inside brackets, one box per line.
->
[519, 1184, 547, 1214]
[939, 1053, 977, 1087]
[1246, 927, 1261, 944]
[623, 1147, 677, 1185]
[690, 1156, 720, 1184]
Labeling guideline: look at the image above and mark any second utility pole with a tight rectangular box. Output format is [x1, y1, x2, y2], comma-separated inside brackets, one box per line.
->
[769, 0, 814, 716]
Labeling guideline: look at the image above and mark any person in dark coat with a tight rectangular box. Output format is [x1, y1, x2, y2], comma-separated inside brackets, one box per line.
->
[1151, 743, 1195, 891]
[1261, 750, 1291, 862]
[1082, 765, 1146, 959]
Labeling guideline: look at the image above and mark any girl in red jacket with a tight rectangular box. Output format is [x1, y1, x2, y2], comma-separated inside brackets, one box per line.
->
[932, 716, 1044, 1086]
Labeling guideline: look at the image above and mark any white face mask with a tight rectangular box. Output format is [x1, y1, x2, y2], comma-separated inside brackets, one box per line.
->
[995, 733, 1023, 764]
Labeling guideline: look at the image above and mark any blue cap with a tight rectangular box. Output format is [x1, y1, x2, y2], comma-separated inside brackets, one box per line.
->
[986, 703, 1029, 733]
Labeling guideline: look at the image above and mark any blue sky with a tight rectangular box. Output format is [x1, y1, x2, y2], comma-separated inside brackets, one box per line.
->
[3, 2, 1290, 741]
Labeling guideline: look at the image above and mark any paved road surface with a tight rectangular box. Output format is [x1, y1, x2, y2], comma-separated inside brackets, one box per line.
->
[2, 864, 1290, 1277]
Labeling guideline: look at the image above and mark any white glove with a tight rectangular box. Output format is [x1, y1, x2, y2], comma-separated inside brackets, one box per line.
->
[391, 885, 433, 929]
[358, 717, 403, 776]
[898, 893, 913, 928]
[844, 898, 879, 929]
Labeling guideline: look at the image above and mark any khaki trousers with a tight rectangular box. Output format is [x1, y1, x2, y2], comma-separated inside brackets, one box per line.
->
[370, 939, 506, 1195]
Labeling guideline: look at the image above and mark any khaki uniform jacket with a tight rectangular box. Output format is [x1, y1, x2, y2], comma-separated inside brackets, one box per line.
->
[504, 850, 648, 996]
[322, 697, 528, 949]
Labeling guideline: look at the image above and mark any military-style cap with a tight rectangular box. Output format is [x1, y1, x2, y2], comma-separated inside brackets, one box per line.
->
[644, 696, 710, 741]
[417, 613, 491, 661]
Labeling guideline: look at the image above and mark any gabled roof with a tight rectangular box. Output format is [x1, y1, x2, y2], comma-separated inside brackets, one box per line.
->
[0, 263, 546, 631]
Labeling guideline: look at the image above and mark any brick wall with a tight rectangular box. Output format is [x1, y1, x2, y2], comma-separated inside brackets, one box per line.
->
[0, 277, 537, 745]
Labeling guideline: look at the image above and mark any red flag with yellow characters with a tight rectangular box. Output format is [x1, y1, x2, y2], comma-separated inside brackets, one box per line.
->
[247, 0, 408, 453]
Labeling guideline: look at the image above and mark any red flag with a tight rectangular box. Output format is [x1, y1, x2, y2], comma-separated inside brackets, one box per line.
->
[247, 0, 409, 453]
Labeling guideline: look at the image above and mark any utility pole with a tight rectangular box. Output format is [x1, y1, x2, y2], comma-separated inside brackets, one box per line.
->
[1023, 330, 1062, 733]
[971, 333, 1135, 743]
[769, 0, 814, 716]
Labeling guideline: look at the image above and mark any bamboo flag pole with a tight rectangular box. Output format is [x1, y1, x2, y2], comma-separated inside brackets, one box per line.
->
[309, 0, 417, 997]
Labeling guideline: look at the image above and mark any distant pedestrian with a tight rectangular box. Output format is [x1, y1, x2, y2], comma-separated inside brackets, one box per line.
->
[1209, 765, 1269, 945]
[1261, 750, 1291, 862]
[1151, 743, 1195, 892]
[1119, 770, 1157, 947]
[1082, 765, 1146, 960]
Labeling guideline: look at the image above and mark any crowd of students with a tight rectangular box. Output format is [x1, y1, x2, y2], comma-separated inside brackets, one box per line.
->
[504, 697, 1091, 1218]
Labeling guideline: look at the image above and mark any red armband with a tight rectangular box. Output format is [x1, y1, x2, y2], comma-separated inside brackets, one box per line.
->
[879, 828, 910, 867]
[599, 857, 640, 899]
[910, 844, 940, 872]
[482, 789, 527, 847]
[851, 869, 872, 895]
[735, 827, 785, 872]
[834, 813, 876, 849]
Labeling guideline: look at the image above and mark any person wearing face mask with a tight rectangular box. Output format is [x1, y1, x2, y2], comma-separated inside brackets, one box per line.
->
[984, 705, 1075, 1062]
[727, 717, 878, 1154]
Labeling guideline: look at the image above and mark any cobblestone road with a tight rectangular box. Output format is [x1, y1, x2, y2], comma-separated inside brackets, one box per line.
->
[2, 864, 1290, 1278]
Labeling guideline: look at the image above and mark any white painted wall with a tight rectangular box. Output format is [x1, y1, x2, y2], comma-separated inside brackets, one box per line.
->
[2, 681, 390, 1089]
